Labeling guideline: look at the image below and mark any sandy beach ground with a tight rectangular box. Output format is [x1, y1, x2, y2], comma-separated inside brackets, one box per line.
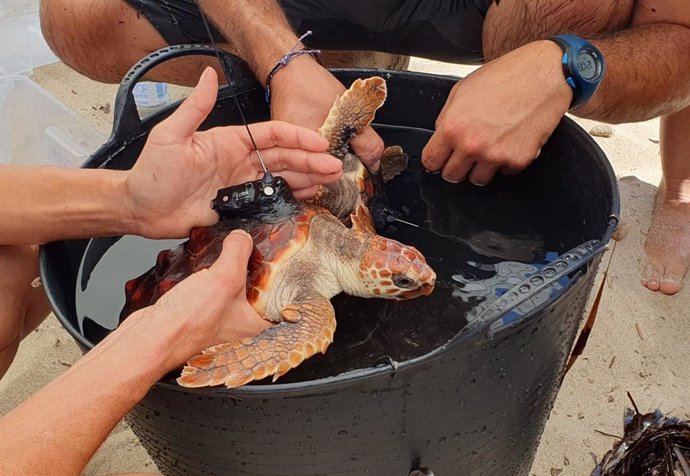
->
[1, 57, 688, 476]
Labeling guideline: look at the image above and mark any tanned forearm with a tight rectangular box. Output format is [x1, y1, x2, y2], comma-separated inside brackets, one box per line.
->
[0, 166, 133, 245]
[0, 312, 174, 476]
[484, 0, 690, 123]
[201, 0, 304, 81]
[579, 23, 690, 122]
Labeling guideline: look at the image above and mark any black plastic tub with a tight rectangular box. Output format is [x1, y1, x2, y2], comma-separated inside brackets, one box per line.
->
[40, 46, 619, 476]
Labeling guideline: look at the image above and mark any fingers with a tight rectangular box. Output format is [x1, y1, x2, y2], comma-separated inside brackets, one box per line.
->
[230, 120, 330, 153]
[421, 129, 454, 174]
[279, 170, 343, 192]
[209, 231, 271, 340]
[423, 129, 534, 186]
[436, 151, 474, 183]
[257, 147, 343, 192]
[257, 146, 343, 177]
[292, 185, 320, 201]
[152, 67, 218, 143]
[468, 162, 498, 186]
[209, 230, 253, 290]
[349, 126, 385, 170]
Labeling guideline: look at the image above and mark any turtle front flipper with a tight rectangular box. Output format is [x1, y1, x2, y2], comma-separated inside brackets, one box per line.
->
[177, 296, 336, 388]
[318, 77, 387, 160]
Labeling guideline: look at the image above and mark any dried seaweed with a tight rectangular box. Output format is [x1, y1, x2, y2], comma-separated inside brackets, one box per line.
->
[593, 394, 690, 476]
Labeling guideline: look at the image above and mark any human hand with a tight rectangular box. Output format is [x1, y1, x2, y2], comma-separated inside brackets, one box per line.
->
[422, 41, 573, 185]
[268, 55, 385, 169]
[122, 67, 343, 239]
[127, 230, 270, 371]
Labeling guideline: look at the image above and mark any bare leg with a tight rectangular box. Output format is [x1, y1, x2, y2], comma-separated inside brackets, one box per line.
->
[0, 246, 51, 379]
[641, 107, 690, 294]
[318, 51, 410, 70]
[40, 0, 409, 86]
[40, 0, 225, 85]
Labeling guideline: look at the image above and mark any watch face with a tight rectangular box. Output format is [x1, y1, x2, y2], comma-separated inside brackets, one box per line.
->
[575, 50, 600, 81]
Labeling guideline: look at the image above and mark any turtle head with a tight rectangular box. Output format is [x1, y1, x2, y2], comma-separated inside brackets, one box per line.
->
[356, 236, 436, 300]
[345, 205, 435, 299]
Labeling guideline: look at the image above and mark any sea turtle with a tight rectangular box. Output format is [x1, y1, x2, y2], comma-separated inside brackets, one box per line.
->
[309, 76, 409, 223]
[120, 77, 436, 388]
[122, 186, 435, 388]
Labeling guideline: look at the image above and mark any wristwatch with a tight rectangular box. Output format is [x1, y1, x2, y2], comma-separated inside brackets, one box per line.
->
[548, 34, 606, 110]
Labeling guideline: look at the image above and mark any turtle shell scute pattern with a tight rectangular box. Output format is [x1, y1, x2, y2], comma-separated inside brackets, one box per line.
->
[245, 206, 325, 306]
[122, 206, 327, 318]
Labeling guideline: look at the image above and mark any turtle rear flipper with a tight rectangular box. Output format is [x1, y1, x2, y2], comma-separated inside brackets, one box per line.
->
[177, 297, 336, 388]
[380, 146, 409, 183]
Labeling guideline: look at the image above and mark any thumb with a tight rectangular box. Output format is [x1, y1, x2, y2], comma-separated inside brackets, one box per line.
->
[209, 229, 254, 288]
[154, 67, 218, 142]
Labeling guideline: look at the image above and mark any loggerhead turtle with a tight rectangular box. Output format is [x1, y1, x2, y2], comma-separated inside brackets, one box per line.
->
[121, 77, 436, 388]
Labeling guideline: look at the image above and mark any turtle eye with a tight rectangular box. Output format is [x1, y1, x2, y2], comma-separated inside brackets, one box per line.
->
[392, 274, 416, 289]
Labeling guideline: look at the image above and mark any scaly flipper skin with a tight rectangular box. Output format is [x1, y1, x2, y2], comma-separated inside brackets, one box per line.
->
[318, 77, 387, 159]
[177, 296, 336, 388]
[380, 146, 409, 183]
[312, 78, 410, 222]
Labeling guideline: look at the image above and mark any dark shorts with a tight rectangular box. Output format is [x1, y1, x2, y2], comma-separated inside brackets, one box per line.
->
[122, 0, 493, 63]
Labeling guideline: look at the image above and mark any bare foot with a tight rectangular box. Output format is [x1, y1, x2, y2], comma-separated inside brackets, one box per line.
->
[642, 183, 690, 295]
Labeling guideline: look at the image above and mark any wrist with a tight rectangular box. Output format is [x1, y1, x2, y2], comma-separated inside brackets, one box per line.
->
[268, 53, 322, 90]
[255, 37, 310, 81]
[264, 45, 321, 104]
[114, 172, 142, 237]
[114, 308, 180, 375]
[53, 168, 137, 239]
[533, 40, 575, 107]
[545, 35, 606, 110]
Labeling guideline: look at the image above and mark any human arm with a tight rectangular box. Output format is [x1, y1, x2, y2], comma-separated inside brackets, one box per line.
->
[484, 0, 690, 122]
[579, 0, 690, 122]
[200, 0, 385, 166]
[0, 67, 343, 245]
[422, 0, 690, 184]
[0, 230, 267, 476]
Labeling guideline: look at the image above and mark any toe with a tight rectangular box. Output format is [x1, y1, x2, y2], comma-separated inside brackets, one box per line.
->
[659, 262, 686, 295]
[641, 261, 663, 292]
[659, 276, 683, 295]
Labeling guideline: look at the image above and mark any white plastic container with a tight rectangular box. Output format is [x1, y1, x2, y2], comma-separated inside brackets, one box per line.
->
[0, 1, 59, 76]
[0, 10, 31, 76]
[133, 81, 171, 117]
[0, 76, 105, 167]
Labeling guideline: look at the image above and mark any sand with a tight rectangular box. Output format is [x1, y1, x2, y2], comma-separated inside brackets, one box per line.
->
[1, 58, 688, 476]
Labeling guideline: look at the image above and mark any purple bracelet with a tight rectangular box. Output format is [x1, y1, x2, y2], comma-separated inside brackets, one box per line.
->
[264, 31, 321, 106]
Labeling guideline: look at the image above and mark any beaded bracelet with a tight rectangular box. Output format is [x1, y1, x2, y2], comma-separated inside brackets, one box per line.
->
[264, 31, 321, 106]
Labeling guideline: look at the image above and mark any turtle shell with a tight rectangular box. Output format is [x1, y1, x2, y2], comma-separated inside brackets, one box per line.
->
[120, 203, 327, 321]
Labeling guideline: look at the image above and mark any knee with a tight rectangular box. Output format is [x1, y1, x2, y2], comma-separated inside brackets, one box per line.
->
[40, 0, 132, 82]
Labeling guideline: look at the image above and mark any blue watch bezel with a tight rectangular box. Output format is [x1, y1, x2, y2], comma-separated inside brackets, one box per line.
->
[549, 34, 605, 110]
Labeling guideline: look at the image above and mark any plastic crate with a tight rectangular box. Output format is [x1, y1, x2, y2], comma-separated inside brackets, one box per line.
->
[0, 1, 59, 76]
[0, 75, 105, 167]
